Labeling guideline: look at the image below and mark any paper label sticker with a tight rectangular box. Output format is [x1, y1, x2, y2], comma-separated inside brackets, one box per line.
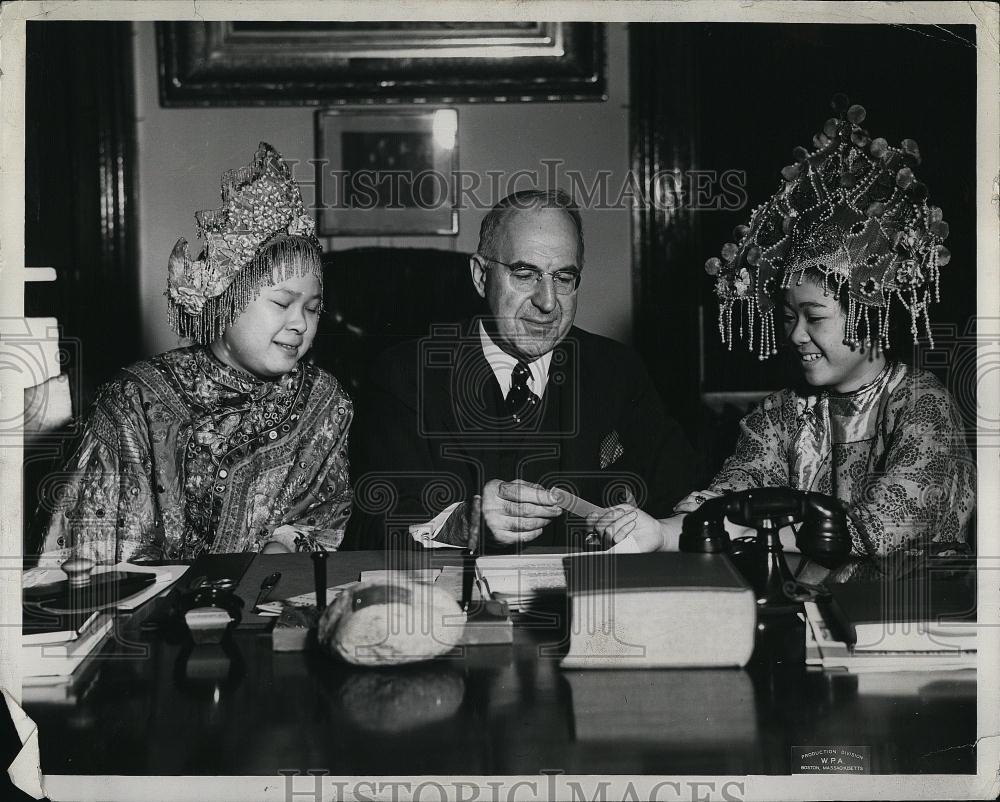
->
[791, 746, 871, 774]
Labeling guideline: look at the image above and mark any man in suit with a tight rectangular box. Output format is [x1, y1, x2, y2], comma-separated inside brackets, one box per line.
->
[347, 189, 695, 550]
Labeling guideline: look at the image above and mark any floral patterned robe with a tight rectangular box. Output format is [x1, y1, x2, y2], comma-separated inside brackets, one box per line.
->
[41, 346, 352, 562]
[679, 363, 975, 557]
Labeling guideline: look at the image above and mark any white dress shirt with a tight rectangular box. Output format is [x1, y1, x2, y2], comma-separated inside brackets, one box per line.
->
[478, 321, 552, 401]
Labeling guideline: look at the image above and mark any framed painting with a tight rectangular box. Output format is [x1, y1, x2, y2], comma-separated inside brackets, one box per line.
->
[315, 108, 459, 236]
[157, 22, 606, 106]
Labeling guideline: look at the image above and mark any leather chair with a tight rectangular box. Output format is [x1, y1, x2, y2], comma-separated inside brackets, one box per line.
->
[312, 246, 485, 397]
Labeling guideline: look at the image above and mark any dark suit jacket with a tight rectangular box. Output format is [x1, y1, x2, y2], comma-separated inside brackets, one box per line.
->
[345, 320, 696, 551]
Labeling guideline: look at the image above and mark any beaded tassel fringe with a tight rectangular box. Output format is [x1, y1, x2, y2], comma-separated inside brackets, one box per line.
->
[704, 96, 951, 362]
[718, 298, 777, 360]
[168, 236, 323, 345]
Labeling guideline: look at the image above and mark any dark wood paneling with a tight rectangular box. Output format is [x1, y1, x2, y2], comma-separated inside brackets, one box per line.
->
[25, 20, 140, 408]
[630, 23, 977, 474]
[24, 21, 140, 552]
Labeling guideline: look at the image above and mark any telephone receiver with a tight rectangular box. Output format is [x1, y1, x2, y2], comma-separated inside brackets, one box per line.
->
[679, 488, 852, 609]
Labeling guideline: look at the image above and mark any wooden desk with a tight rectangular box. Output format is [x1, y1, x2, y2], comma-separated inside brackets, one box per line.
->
[23, 551, 976, 776]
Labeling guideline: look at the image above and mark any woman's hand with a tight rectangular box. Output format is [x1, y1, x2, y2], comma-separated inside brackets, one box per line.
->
[586, 504, 666, 552]
[723, 517, 758, 541]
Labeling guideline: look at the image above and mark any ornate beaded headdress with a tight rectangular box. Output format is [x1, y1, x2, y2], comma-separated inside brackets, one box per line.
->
[705, 95, 951, 360]
[167, 142, 322, 344]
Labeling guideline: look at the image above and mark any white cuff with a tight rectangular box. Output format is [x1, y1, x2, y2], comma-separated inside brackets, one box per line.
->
[408, 502, 463, 548]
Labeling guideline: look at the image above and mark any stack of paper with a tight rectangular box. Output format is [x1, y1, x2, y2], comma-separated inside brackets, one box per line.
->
[803, 601, 975, 673]
[256, 582, 357, 616]
[21, 562, 190, 686]
[23, 607, 101, 645]
[21, 611, 116, 685]
[21, 652, 105, 704]
[475, 554, 571, 610]
[475, 538, 641, 611]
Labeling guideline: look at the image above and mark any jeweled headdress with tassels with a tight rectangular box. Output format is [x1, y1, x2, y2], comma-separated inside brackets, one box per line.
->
[705, 95, 951, 360]
[167, 142, 322, 344]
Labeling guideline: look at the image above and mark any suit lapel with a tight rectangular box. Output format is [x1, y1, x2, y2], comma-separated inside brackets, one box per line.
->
[551, 328, 589, 475]
[437, 322, 506, 481]
[435, 323, 598, 486]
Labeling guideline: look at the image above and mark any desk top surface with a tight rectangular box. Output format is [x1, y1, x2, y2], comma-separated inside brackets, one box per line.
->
[22, 551, 976, 777]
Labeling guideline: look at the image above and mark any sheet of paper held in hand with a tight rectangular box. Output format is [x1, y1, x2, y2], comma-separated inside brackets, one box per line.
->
[410, 484, 610, 548]
[472, 486, 640, 608]
[548, 486, 605, 518]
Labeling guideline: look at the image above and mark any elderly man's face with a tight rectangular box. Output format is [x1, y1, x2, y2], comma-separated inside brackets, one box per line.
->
[472, 207, 581, 361]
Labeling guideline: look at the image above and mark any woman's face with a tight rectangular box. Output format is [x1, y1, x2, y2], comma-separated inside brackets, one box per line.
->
[211, 272, 321, 379]
[782, 279, 885, 392]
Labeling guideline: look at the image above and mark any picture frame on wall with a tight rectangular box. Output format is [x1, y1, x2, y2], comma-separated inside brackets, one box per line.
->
[156, 22, 606, 106]
[315, 108, 459, 236]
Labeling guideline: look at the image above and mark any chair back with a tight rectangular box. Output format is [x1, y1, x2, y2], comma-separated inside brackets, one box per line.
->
[313, 247, 485, 396]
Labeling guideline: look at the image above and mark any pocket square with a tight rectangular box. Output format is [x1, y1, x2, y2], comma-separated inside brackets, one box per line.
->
[599, 430, 624, 469]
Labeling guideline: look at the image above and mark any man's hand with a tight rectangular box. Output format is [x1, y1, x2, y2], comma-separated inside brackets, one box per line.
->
[482, 479, 563, 545]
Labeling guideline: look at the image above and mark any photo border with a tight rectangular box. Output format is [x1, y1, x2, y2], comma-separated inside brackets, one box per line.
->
[1, 2, 997, 801]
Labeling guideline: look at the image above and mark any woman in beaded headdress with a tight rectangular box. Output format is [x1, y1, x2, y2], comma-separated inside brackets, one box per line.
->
[587, 97, 975, 565]
[40, 143, 352, 562]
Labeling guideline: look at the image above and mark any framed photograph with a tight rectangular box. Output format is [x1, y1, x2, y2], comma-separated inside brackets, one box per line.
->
[156, 22, 606, 106]
[315, 109, 459, 236]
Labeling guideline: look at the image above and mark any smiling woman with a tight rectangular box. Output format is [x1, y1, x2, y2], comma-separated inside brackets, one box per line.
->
[593, 98, 975, 565]
[781, 273, 888, 394]
[210, 250, 323, 379]
[37, 144, 353, 563]
[690, 99, 976, 560]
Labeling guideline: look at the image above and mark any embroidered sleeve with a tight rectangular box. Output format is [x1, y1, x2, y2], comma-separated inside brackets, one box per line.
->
[848, 385, 975, 556]
[705, 395, 793, 495]
[39, 379, 159, 564]
[279, 387, 353, 551]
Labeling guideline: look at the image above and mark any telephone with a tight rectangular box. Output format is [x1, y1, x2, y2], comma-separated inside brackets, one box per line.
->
[680, 488, 852, 609]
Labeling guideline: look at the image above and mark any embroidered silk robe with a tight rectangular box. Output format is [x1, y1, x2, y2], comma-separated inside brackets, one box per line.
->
[41, 346, 352, 562]
[681, 363, 975, 557]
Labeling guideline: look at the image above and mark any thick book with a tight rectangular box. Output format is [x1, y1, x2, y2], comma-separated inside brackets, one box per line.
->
[560, 553, 756, 669]
[824, 578, 976, 652]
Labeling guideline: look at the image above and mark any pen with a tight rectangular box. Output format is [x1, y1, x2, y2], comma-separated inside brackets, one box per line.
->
[461, 494, 482, 613]
[312, 550, 328, 609]
[254, 571, 282, 609]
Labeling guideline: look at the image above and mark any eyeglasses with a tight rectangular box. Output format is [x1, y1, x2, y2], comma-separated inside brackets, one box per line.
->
[479, 255, 582, 296]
